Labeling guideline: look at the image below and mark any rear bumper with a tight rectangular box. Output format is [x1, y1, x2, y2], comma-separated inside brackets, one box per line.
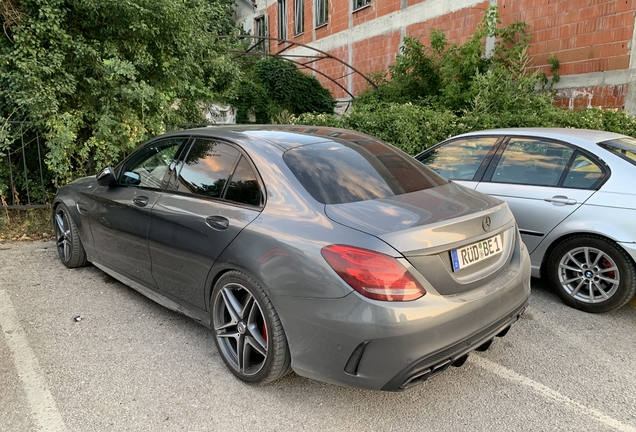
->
[381, 300, 527, 391]
[275, 244, 531, 391]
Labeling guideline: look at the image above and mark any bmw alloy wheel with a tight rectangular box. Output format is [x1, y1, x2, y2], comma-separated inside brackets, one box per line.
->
[549, 235, 636, 313]
[557, 246, 620, 304]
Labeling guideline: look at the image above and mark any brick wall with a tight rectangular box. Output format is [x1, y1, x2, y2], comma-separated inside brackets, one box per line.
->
[246, 0, 636, 111]
[498, 0, 635, 109]
[406, 3, 487, 46]
[499, 0, 635, 76]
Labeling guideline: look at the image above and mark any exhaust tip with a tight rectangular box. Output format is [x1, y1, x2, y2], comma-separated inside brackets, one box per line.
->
[496, 325, 511, 338]
[475, 339, 493, 352]
[451, 354, 469, 367]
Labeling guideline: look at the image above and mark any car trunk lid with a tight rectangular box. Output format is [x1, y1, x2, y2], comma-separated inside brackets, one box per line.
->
[324, 182, 517, 295]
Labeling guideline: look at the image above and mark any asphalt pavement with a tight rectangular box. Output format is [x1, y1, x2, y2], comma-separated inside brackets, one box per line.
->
[1, 241, 635, 432]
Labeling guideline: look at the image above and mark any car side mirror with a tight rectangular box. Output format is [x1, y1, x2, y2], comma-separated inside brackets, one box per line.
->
[96, 166, 116, 186]
[121, 171, 141, 186]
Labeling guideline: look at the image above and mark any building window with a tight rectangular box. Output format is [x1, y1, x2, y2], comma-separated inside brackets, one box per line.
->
[254, 15, 268, 52]
[353, 0, 370, 11]
[278, 0, 287, 40]
[294, 0, 304, 35]
[315, 0, 328, 27]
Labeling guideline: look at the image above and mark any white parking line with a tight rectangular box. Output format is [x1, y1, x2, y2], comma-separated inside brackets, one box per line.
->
[471, 355, 636, 432]
[0, 290, 67, 432]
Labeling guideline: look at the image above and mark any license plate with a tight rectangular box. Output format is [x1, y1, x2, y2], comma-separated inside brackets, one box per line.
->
[450, 234, 504, 272]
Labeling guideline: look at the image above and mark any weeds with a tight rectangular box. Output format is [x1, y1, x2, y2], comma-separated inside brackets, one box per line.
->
[0, 208, 53, 242]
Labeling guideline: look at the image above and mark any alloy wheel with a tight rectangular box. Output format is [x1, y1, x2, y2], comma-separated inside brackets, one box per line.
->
[213, 282, 268, 376]
[557, 246, 620, 304]
[54, 208, 72, 263]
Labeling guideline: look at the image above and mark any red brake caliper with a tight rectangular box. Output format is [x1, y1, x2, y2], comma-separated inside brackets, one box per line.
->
[602, 258, 615, 280]
[261, 322, 267, 341]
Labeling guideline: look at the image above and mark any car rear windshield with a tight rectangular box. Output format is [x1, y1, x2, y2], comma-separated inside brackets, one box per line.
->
[598, 137, 636, 167]
[283, 139, 447, 205]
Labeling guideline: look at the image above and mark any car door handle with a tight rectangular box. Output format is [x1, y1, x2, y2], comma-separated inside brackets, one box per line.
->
[206, 215, 229, 230]
[132, 196, 149, 207]
[544, 195, 577, 205]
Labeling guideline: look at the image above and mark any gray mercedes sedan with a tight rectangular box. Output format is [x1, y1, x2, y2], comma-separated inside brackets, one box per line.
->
[53, 125, 530, 391]
[417, 128, 636, 313]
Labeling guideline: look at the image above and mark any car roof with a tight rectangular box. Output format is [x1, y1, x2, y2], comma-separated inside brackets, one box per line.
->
[160, 125, 381, 151]
[455, 128, 628, 147]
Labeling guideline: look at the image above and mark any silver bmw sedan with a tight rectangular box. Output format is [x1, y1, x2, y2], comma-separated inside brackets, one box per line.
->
[417, 128, 636, 313]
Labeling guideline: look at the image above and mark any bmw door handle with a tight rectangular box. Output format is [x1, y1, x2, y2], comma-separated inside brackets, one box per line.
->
[544, 195, 577, 205]
[206, 215, 230, 230]
[132, 196, 149, 207]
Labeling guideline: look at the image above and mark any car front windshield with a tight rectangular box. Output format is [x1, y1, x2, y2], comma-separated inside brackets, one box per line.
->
[283, 138, 447, 205]
[598, 137, 636, 166]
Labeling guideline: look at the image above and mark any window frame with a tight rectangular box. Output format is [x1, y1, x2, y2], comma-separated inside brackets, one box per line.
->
[254, 15, 269, 52]
[171, 137, 266, 209]
[415, 136, 503, 182]
[598, 138, 636, 167]
[277, 0, 288, 40]
[114, 136, 190, 190]
[294, 0, 304, 35]
[353, 0, 370, 12]
[482, 136, 610, 190]
[315, 0, 328, 27]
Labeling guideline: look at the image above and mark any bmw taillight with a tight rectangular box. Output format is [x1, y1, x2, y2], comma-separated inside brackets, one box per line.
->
[321, 245, 426, 301]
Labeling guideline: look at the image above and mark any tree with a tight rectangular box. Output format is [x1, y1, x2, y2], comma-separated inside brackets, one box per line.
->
[0, 0, 241, 184]
[229, 57, 335, 124]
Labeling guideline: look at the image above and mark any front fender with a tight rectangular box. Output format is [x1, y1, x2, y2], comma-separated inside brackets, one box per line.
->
[52, 177, 98, 261]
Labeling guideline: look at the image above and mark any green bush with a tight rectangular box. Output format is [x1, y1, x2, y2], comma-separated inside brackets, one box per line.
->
[292, 6, 636, 154]
[1, 0, 240, 185]
[229, 57, 335, 123]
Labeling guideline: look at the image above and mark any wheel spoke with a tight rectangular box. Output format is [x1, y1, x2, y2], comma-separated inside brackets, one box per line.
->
[217, 331, 240, 340]
[598, 265, 618, 275]
[247, 302, 268, 350]
[245, 335, 267, 357]
[597, 274, 619, 285]
[214, 320, 237, 332]
[562, 275, 583, 285]
[587, 281, 595, 300]
[559, 263, 581, 272]
[220, 288, 242, 324]
[566, 252, 584, 269]
[55, 213, 65, 234]
[570, 279, 585, 296]
[237, 335, 246, 373]
[593, 281, 610, 300]
[55, 213, 70, 239]
[583, 247, 592, 267]
[63, 241, 70, 262]
[238, 293, 254, 320]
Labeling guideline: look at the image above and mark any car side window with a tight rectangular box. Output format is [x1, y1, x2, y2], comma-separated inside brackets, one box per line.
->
[119, 138, 184, 188]
[491, 138, 573, 186]
[225, 156, 263, 207]
[177, 139, 240, 198]
[562, 152, 604, 189]
[418, 137, 499, 180]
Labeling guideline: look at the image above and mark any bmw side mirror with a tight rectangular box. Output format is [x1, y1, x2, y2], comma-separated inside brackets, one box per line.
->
[96, 166, 116, 186]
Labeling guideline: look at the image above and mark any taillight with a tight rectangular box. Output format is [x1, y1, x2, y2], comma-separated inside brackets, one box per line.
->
[321, 245, 426, 301]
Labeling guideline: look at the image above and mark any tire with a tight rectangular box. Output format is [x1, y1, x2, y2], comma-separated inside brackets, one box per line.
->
[211, 271, 291, 385]
[53, 203, 88, 269]
[547, 235, 636, 313]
